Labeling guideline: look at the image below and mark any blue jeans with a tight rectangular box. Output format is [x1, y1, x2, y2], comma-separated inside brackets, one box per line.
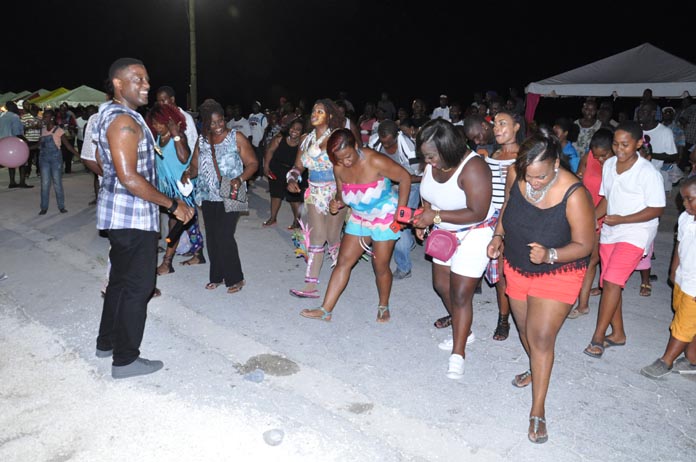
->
[393, 183, 421, 273]
[39, 150, 65, 210]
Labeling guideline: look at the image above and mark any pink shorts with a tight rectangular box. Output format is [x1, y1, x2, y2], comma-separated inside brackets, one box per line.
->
[634, 242, 654, 271]
[504, 261, 586, 305]
[599, 242, 644, 288]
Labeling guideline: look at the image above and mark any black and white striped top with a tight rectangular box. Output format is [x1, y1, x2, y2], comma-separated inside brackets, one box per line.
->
[485, 156, 516, 210]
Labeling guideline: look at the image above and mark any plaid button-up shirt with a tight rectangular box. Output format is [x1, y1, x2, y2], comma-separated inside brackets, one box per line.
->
[95, 103, 159, 232]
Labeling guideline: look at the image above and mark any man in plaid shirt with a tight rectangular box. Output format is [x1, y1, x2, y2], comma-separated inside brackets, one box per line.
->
[94, 58, 193, 379]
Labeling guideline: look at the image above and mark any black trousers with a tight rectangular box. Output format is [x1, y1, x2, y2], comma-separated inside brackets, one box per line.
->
[201, 201, 244, 287]
[97, 229, 158, 366]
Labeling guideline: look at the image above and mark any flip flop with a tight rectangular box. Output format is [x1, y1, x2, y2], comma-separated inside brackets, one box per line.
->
[567, 306, 589, 319]
[290, 288, 320, 298]
[205, 282, 222, 290]
[583, 341, 605, 359]
[603, 339, 626, 348]
[640, 284, 652, 296]
[227, 280, 245, 294]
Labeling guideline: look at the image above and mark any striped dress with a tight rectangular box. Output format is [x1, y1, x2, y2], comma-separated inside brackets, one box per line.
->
[485, 156, 516, 210]
[342, 177, 399, 241]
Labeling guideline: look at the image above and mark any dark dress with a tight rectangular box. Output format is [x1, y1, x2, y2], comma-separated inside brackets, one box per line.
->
[268, 136, 305, 202]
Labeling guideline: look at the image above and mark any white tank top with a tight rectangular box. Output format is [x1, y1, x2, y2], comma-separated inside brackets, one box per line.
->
[419, 152, 495, 231]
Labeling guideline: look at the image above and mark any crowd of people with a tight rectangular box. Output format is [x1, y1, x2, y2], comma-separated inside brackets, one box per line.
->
[3, 59, 696, 445]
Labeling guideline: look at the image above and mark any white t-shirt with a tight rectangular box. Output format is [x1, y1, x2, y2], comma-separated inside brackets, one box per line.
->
[431, 106, 450, 121]
[80, 113, 99, 162]
[676, 210, 696, 296]
[643, 123, 676, 171]
[226, 117, 251, 138]
[674, 212, 696, 297]
[599, 155, 665, 251]
[179, 107, 198, 153]
[247, 112, 268, 147]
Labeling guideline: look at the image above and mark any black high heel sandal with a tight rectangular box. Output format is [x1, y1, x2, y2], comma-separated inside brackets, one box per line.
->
[493, 313, 510, 341]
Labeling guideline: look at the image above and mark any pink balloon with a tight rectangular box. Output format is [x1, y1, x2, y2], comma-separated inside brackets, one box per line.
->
[0, 137, 30, 168]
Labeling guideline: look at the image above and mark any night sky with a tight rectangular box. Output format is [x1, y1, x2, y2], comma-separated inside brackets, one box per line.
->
[4, 0, 695, 120]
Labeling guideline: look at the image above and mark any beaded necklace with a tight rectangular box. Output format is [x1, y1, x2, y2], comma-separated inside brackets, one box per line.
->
[525, 169, 559, 203]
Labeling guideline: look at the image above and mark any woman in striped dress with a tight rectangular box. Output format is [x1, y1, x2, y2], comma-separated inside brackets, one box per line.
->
[486, 110, 521, 340]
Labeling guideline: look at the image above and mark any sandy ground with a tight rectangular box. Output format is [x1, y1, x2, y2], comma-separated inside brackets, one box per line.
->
[0, 167, 694, 462]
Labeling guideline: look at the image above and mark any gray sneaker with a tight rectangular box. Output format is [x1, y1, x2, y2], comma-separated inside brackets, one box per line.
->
[672, 357, 696, 375]
[393, 269, 412, 280]
[640, 358, 672, 379]
[96, 348, 113, 358]
[112, 357, 164, 379]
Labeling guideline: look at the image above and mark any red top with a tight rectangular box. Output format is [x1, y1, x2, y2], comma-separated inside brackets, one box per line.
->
[583, 150, 604, 230]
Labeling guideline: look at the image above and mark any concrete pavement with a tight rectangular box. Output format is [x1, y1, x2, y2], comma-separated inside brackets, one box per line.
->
[0, 167, 693, 461]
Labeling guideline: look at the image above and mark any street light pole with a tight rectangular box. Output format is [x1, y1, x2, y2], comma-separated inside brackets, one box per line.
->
[188, 0, 198, 111]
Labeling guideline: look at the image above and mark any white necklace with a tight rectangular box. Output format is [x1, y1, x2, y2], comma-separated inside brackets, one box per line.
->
[525, 169, 559, 203]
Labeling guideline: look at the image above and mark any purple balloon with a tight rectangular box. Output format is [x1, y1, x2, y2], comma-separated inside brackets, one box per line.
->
[0, 136, 30, 168]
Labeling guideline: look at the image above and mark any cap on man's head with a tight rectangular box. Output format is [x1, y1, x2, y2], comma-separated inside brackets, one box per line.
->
[663, 106, 675, 114]
[109, 57, 144, 79]
[439, 94, 448, 99]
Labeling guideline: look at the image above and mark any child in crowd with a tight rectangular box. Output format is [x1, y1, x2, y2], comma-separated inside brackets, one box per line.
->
[635, 136, 657, 297]
[641, 177, 696, 378]
[568, 128, 614, 318]
[584, 121, 665, 358]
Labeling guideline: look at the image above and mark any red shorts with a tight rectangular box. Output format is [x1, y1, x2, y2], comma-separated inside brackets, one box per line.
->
[599, 242, 644, 288]
[504, 261, 586, 305]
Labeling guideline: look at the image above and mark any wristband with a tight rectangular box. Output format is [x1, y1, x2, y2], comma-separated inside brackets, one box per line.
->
[286, 168, 302, 182]
[546, 247, 558, 264]
[492, 234, 505, 240]
[167, 199, 179, 214]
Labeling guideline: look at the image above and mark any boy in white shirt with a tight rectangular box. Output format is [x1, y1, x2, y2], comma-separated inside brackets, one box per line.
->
[641, 177, 696, 377]
[584, 121, 666, 359]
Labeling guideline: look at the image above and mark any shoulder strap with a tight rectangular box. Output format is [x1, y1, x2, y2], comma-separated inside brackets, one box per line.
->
[562, 182, 584, 202]
[209, 142, 222, 184]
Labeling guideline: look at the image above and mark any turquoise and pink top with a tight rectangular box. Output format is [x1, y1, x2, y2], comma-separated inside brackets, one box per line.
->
[342, 177, 399, 241]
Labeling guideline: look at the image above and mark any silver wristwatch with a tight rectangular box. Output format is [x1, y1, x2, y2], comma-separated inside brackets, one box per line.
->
[547, 248, 558, 264]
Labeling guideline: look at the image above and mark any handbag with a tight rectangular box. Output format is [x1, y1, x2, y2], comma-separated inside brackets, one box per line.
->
[425, 229, 459, 261]
[211, 143, 248, 213]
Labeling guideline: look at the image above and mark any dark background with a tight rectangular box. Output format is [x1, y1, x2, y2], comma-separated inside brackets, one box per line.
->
[4, 1, 695, 123]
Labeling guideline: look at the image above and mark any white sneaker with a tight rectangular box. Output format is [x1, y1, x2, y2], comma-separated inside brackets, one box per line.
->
[446, 354, 464, 379]
[438, 332, 475, 351]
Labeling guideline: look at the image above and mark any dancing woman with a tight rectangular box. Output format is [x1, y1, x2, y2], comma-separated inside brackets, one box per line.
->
[299, 128, 411, 321]
[287, 99, 347, 298]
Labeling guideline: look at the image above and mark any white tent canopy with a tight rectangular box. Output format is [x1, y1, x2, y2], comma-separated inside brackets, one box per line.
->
[525, 43, 696, 98]
[37, 85, 107, 109]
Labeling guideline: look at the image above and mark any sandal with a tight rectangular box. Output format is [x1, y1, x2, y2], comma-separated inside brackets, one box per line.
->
[512, 369, 532, 388]
[640, 283, 652, 297]
[300, 306, 332, 321]
[262, 218, 277, 227]
[289, 288, 320, 299]
[433, 315, 452, 329]
[590, 287, 602, 296]
[567, 306, 590, 319]
[205, 282, 222, 290]
[151, 288, 161, 298]
[377, 305, 390, 323]
[583, 341, 605, 359]
[493, 313, 510, 341]
[180, 249, 206, 266]
[227, 280, 245, 294]
[287, 221, 300, 230]
[528, 416, 548, 444]
[156, 255, 174, 275]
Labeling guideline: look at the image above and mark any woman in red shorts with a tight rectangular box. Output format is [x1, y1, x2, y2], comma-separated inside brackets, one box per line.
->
[487, 131, 595, 444]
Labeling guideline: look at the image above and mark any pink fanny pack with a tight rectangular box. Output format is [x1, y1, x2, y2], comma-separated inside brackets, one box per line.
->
[425, 211, 499, 261]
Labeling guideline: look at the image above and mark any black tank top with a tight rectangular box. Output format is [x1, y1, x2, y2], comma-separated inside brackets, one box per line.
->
[503, 181, 589, 276]
[270, 136, 298, 170]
